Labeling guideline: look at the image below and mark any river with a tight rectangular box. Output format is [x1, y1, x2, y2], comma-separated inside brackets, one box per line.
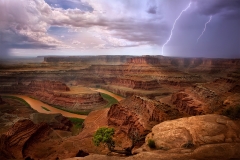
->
[6, 95, 87, 119]
[3, 89, 123, 119]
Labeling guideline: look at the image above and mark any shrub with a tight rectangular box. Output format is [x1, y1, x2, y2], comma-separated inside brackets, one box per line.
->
[93, 127, 115, 151]
[148, 139, 156, 148]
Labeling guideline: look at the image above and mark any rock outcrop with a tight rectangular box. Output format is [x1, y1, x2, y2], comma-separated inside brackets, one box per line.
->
[108, 95, 179, 137]
[0, 119, 51, 159]
[145, 114, 240, 149]
[28, 80, 70, 91]
[171, 91, 205, 115]
[127, 56, 160, 65]
[108, 78, 160, 90]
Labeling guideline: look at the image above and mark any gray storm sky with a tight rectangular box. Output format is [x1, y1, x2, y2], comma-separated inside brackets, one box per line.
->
[0, 0, 239, 58]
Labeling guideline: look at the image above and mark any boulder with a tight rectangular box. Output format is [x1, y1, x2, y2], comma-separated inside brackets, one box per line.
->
[145, 114, 240, 149]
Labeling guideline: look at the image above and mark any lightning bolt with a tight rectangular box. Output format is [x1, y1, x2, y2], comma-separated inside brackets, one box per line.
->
[161, 2, 192, 55]
[197, 16, 212, 42]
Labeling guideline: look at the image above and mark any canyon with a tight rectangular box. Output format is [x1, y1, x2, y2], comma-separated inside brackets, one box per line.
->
[0, 55, 240, 159]
[0, 80, 107, 112]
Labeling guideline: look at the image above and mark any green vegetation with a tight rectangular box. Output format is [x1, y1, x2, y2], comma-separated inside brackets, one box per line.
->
[2, 95, 30, 107]
[100, 93, 118, 108]
[41, 106, 50, 111]
[69, 118, 84, 129]
[148, 139, 156, 148]
[93, 127, 115, 151]
[44, 103, 91, 115]
[222, 105, 240, 120]
[69, 118, 85, 135]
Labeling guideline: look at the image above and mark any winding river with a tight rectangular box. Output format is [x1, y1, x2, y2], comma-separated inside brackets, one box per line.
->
[6, 95, 87, 119]
[3, 89, 123, 120]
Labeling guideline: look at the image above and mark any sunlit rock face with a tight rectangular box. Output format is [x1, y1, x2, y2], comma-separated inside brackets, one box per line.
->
[108, 95, 179, 136]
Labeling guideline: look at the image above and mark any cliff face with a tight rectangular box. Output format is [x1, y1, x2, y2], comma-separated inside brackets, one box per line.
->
[0, 119, 51, 159]
[108, 78, 160, 90]
[127, 56, 160, 65]
[28, 80, 70, 91]
[108, 95, 179, 137]
[171, 91, 205, 115]
[171, 77, 240, 116]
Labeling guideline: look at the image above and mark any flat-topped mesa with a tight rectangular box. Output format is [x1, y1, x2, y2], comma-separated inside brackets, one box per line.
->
[127, 56, 160, 65]
[44, 55, 132, 64]
[108, 78, 160, 90]
[108, 95, 179, 136]
[28, 80, 70, 91]
[26, 82, 106, 111]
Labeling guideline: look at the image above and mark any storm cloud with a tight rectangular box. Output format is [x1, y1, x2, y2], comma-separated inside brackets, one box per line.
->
[0, 0, 239, 58]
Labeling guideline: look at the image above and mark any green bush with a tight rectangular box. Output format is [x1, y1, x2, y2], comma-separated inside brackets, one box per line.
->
[148, 139, 156, 148]
[222, 105, 240, 120]
[93, 127, 115, 151]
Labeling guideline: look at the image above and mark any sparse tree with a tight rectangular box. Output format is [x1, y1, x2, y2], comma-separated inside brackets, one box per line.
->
[93, 127, 115, 152]
[93, 127, 145, 155]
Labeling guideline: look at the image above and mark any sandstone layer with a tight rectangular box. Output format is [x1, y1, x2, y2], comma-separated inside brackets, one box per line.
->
[170, 77, 240, 116]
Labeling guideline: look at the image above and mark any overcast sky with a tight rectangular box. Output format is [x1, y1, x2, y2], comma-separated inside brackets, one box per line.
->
[0, 0, 239, 58]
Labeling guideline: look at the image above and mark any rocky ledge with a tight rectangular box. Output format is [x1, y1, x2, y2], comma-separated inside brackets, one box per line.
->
[108, 95, 179, 140]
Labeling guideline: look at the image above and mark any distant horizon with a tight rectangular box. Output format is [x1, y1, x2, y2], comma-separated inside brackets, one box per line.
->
[1, 54, 240, 60]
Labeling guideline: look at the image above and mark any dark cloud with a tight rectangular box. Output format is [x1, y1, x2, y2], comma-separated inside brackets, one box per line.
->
[147, 6, 157, 14]
[0, 0, 239, 58]
[194, 0, 240, 18]
[108, 21, 168, 45]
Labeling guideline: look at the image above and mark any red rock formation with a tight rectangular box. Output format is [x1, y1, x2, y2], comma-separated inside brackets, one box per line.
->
[108, 78, 160, 90]
[108, 95, 179, 136]
[127, 56, 160, 65]
[0, 119, 51, 159]
[171, 91, 205, 115]
[28, 80, 70, 91]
